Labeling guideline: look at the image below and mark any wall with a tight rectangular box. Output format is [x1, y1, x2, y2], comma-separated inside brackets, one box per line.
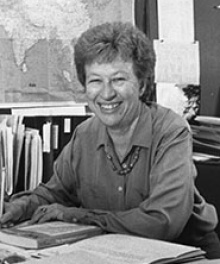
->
[194, 0, 220, 116]
[140, 0, 220, 117]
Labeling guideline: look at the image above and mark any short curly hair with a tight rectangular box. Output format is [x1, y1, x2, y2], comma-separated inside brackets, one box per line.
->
[74, 22, 156, 102]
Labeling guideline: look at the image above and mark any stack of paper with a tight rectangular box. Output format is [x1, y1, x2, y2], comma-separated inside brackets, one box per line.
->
[191, 116, 220, 163]
[22, 233, 205, 264]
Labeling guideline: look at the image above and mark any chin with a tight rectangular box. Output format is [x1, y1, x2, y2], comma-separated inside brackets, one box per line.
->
[99, 117, 120, 128]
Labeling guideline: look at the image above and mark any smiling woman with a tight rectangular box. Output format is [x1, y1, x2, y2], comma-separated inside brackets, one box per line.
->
[84, 61, 142, 133]
[74, 22, 155, 134]
[1, 22, 220, 259]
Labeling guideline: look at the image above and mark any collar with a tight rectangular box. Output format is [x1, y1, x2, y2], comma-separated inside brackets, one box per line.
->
[96, 103, 153, 150]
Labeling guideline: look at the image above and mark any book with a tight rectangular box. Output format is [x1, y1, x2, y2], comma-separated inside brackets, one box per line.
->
[23, 233, 206, 264]
[0, 221, 102, 250]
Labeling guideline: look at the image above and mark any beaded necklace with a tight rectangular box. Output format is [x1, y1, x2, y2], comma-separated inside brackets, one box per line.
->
[105, 146, 141, 175]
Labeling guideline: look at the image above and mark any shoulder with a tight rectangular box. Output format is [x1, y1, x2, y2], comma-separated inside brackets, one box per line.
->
[146, 102, 190, 134]
[143, 102, 192, 147]
[73, 115, 102, 144]
[75, 115, 101, 134]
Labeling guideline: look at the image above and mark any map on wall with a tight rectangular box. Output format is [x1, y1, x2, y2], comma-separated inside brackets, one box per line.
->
[0, 0, 134, 104]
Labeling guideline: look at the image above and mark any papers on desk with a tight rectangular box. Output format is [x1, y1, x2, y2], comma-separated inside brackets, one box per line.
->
[22, 234, 205, 264]
[0, 243, 30, 263]
[193, 152, 220, 164]
[190, 116, 220, 162]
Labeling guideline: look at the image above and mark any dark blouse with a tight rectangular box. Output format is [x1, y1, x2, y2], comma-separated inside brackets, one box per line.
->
[16, 102, 218, 242]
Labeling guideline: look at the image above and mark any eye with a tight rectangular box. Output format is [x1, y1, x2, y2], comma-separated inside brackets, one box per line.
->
[111, 77, 126, 86]
[86, 78, 103, 88]
[88, 79, 102, 84]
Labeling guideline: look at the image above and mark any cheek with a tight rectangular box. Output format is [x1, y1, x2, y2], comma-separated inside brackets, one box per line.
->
[86, 88, 98, 101]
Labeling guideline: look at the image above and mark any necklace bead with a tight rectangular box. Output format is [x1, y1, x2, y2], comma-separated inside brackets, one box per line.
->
[105, 146, 141, 175]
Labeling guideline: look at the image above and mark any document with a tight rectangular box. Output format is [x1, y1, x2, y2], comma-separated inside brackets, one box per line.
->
[154, 40, 200, 85]
[23, 233, 205, 264]
[157, 0, 195, 42]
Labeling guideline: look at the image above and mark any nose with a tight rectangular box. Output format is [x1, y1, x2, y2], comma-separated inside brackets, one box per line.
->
[100, 80, 116, 100]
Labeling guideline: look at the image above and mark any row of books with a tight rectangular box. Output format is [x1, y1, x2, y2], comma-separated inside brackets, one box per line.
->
[0, 115, 90, 198]
[0, 116, 43, 200]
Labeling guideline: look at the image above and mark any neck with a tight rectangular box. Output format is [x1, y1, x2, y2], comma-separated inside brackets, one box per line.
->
[108, 116, 138, 141]
[107, 108, 141, 160]
[108, 103, 141, 139]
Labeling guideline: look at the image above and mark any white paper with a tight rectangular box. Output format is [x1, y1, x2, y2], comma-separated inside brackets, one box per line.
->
[43, 122, 51, 153]
[154, 40, 200, 85]
[5, 126, 13, 195]
[52, 125, 59, 149]
[157, 0, 195, 42]
[64, 118, 71, 133]
[29, 131, 40, 190]
[156, 83, 187, 116]
[23, 234, 203, 264]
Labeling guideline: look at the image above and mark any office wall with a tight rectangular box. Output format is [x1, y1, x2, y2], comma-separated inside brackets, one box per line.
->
[137, 0, 220, 117]
[194, 0, 220, 116]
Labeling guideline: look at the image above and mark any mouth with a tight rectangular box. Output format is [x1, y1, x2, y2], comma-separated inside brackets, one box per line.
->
[99, 102, 121, 111]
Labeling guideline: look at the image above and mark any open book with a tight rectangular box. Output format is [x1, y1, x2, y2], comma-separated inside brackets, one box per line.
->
[23, 233, 205, 264]
[0, 221, 102, 249]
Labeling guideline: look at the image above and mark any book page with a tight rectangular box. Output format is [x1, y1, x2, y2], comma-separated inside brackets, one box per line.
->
[24, 234, 204, 264]
[69, 234, 203, 263]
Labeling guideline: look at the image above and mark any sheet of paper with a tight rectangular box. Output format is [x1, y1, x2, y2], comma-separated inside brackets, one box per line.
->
[154, 40, 200, 85]
[23, 234, 204, 264]
[157, 0, 194, 42]
[43, 122, 51, 153]
[156, 83, 186, 116]
[156, 83, 200, 120]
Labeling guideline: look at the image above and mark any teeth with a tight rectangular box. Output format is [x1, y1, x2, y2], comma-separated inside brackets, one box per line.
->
[100, 103, 119, 109]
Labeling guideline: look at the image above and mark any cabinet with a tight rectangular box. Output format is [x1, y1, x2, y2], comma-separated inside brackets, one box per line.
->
[195, 162, 220, 238]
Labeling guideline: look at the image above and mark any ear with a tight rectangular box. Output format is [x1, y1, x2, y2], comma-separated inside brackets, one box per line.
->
[139, 80, 146, 97]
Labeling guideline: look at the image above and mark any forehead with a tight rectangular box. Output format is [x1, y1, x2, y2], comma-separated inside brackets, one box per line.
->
[85, 59, 134, 76]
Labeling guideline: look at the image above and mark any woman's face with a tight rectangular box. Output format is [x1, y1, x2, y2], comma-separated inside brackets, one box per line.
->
[85, 59, 143, 130]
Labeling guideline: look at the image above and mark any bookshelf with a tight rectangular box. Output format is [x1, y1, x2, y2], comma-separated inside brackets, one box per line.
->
[0, 104, 92, 194]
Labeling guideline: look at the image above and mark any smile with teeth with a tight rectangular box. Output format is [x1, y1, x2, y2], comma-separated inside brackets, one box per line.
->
[100, 103, 120, 110]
